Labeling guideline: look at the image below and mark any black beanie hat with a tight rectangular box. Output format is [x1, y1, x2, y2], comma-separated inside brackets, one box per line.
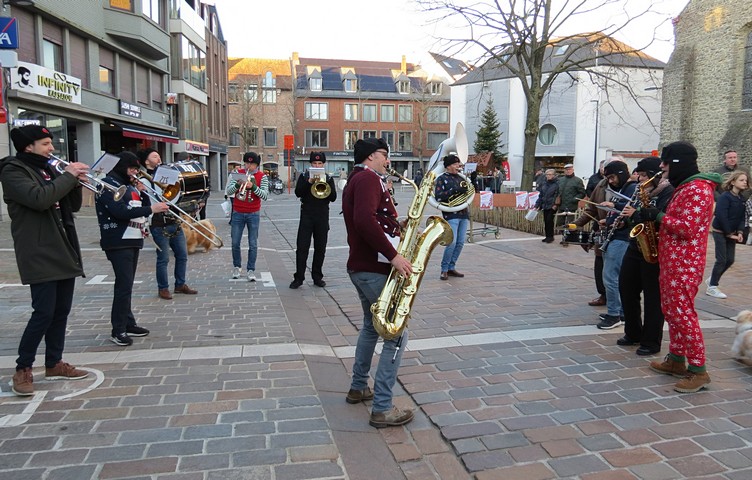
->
[443, 154, 461, 168]
[354, 138, 389, 163]
[243, 151, 260, 165]
[137, 148, 158, 167]
[11, 125, 54, 152]
[112, 151, 140, 180]
[661, 141, 699, 187]
[309, 151, 326, 163]
[634, 156, 662, 177]
[603, 160, 630, 187]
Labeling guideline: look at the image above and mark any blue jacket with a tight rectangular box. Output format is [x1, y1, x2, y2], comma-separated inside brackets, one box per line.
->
[95, 172, 153, 250]
[712, 191, 746, 234]
[535, 178, 559, 210]
[605, 181, 637, 242]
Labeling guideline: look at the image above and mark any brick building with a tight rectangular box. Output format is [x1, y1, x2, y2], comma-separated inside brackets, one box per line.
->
[661, 0, 752, 171]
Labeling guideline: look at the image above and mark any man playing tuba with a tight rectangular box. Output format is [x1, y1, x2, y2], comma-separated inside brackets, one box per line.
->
[435, 154, 470, 280]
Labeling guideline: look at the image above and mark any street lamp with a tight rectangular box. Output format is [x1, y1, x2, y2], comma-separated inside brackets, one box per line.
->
[591, 99, 599, 175]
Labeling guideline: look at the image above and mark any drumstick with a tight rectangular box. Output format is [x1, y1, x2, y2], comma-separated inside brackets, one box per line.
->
[575, 198, 619, 213]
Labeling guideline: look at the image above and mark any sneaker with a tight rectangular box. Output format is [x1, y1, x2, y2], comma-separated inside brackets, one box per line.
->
[247, 270, 256, 282]
[649, 354, 688, 378]
[232, 267, 241, 279]
[706, 286, 727, 299]
[704, 277, 710, 288]
[674, 371, 711, 393]
[369, 406, 414, 428]
[597, 314, 624, 330]
[110, 332, 133, 346]
[45, 361, 88, 380]
[12, 367, 33, 396]
[289, 279, 303, 289]
[126, 325, 150, 337]
[346, 386, 374, 404]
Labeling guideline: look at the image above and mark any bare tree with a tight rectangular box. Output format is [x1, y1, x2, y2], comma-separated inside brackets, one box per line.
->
[416, 0, 668, 189]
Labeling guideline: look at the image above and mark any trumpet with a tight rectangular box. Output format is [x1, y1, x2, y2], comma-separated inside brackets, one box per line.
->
[131, 174, 224, 249]
[48, 154, 127, 201]
[238, 173, 256, 195]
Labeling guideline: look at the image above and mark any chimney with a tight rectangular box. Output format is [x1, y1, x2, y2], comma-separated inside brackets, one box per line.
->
[292, 52, 300, 66]
[401, 55, 406, 74]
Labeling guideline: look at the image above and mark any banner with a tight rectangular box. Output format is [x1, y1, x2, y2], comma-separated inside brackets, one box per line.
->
[479, 191, 493, 210]
[516, 191, 529, 210]
[501, 160, 511, 181]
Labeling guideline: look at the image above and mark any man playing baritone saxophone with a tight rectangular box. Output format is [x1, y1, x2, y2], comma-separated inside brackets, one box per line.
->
[618, 157, 674, 356]
[435, 154, 469, 280]
[342, 137, 414, 428]
[289, 151, 337, 289]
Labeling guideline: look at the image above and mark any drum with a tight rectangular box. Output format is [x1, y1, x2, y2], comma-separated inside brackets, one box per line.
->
[560, 229, 591, 245]
[170, 161, 209, 207]
[590, 230, 605, 246]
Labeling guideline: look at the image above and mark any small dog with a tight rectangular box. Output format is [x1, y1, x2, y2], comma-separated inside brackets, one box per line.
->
[180, 215, 223, 253]
[731, 310, 752, 366]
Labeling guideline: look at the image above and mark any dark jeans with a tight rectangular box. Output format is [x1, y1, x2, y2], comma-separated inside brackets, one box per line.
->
[710, 231, 736, 287]
[619, 247, 663, 350]
[543, 208, 555, 239]
[105, 248, 140, 336]
[16, 277, 76, 369]
[594, 253, 605, 296]
[294, 211, 329, 282]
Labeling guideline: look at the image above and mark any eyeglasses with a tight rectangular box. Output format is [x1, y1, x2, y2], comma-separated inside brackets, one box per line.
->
[375, 150, 389, 159]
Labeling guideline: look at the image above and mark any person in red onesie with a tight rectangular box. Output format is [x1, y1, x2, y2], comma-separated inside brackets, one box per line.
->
[638, 141, 722, 393]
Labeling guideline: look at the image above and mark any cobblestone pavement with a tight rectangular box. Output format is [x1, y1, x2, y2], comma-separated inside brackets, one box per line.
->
[0, 188, 751, 479]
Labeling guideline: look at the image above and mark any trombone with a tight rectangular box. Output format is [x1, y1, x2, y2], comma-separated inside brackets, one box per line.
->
[48, 154, 127, 201]
[138, 167, 181, 203]
[131, 173, 224, 249]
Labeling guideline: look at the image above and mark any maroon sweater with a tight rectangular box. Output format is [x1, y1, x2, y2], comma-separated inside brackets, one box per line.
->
[342, 166, 401, 274]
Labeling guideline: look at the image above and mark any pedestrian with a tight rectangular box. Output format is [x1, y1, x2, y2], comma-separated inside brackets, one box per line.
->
[342, 137, 414, 428]
[534, 169, 559, 243]
[642, 141, 722, 393]
[0, 125, 91, 396]
[290, 151, 337, 289]
[96, 151, 169, 346]
[226, 152, 269, 281]
[556, 163, 586, 213]
[137, 148, 198, 300]
[706, 170, 748, 299]
[435, 154, 470, 280]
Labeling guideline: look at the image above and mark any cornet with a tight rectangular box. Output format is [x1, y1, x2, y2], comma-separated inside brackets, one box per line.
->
[48, 154, 127, 201]
[238, 173, 256, 195]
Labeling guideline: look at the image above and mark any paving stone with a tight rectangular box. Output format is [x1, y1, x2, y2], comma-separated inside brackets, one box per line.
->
[475, 463, 555, 480]
[46, 465, 98, 480]
[232, 448, 288, 467]
[99, 457, 179, 479]
[147, 440, 204, 457]
[452, 438, 486, 455]
[548, 454, 610, 477]
[540, 439, 585, 458]
[87, 444, 146, 463]
[274, 461, 344, 480]
[177, 453, 230, 472]
[601, 446, 663, 467]
[441, 421, 502, 440]
[576, 433, 624, 452]
[460, 450, 515, 472]
[668, 454, 727, 477]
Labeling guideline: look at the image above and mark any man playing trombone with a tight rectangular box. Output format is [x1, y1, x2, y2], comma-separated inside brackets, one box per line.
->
[0, 125, 91, 395]
[137, 148, 198, 300]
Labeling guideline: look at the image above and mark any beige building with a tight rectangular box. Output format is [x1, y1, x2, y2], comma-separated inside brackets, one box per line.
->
[661, 0, 752, 170]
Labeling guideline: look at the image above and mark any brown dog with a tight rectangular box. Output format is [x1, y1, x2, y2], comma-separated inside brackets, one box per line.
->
[731, 310, 752, 366]
[180, 215, 223, 253]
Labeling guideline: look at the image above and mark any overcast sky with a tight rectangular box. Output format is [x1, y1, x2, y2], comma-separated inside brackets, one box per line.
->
[214, 0, 690, 65]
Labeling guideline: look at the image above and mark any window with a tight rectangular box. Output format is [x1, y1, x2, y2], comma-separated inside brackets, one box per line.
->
[183, 97, 206, 142]
[344, 78, 358, 92]
[430, 82, 442, 95]
[397, 80, 410, 94]
[744, 32, 752, 109]
[229, 127, 241, 146]
[305, 102, 328, 120]
[344, 130, 359, 150]
[42, 39, 62, 72]
[362, 130, 377, 139]
[344, 103, 358, 121]
[109, 0, 132, 11]
[99, 66, 114, 95]
[262, 71, 276, 104]
[554, 44, 569, 56]
[244, 84, 258, 102]
[427, 132, 448, 150]
[381, 104, 394, 122]
[142, 0, 160, 24]
[305, 130, 328, 148]
[264, 128, 277, 147]
[398, 105, 413, 122]
[538, 124, 558, 145]
[427, 106, 449, 123]
[363, 104, 377, 122]
[246, 127, 258, 147]
[381, 131, 395, 150]
[180, 36, 206, 90]
[309, 77, 322, 91]
[398, 131, 412, 151]
[229, 83, 258, 103]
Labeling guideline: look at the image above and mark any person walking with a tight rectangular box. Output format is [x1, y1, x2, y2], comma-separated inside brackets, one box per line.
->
[290, 151, 337, 289]
[0, 125, 91, 396]
[137, 148, 198, 300]
[706, 170, 748, 299]
[435, 154, 470, 280]
[342, 137, 414, 428]
[96, 152, 169, 346]
[226, 152, 269, 281]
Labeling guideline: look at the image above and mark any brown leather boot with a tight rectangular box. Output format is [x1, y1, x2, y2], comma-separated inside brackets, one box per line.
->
[674, 371, 711, 393]
[649, 355, 687, 378]
[158, 288, 173, 300]
[174, 284, 197, 294]
[12, 367, 33, 396]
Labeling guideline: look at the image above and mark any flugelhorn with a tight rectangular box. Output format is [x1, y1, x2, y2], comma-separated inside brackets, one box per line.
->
[238, 173, 256, 195]
[48, 154, 127, 201]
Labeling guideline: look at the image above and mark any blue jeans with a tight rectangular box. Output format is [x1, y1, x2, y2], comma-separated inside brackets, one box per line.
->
[440, 217, 469, 272]
[151, 224, 188, 290]
[710, 231, 736, 287]
[349, 271, 407, 413]
[231, 212, 260, 271]
[603, 239, 628, 317]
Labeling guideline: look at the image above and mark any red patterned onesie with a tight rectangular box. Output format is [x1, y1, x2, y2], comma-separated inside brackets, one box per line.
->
[658, 174, 720, 367]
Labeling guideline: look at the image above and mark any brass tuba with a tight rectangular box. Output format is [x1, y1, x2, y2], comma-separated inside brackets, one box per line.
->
[426, 123, 475, 212]
[629, 172, 662, 263]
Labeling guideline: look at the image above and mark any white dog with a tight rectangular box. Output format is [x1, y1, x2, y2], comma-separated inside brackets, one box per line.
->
[731, 310, 752, 366]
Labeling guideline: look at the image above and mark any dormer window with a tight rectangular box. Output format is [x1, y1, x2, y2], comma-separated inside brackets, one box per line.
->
[553, 44, 569, 56]
[309, 77, 322, 91]
[430, 82, 442, 95]
[344, 78, 358, 92]
[397, 80, 410, 94]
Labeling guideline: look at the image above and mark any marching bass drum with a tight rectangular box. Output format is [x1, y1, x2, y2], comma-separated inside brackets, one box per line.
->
[169, 161, 209, 207]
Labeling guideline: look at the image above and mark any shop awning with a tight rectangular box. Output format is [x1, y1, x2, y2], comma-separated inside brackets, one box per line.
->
[110, 121, 179, 144]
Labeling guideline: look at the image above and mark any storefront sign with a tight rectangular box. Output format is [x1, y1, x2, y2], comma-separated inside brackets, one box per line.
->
[10, 61, 82, 105]
[184, 140, 209, 155]
[119, 100, 142, 119]
[0, 18, 19, 49]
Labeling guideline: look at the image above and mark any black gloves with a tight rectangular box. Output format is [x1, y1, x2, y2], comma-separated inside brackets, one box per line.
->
[639, 207, 659, 222]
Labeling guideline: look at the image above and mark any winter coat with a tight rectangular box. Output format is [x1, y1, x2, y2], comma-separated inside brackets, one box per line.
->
[712, 190, 746, 235]
[535, 178, 559, 210]
[95, 172, 153, 250]
[0, 154, 84, 284]
[557, 174, 586, 212]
